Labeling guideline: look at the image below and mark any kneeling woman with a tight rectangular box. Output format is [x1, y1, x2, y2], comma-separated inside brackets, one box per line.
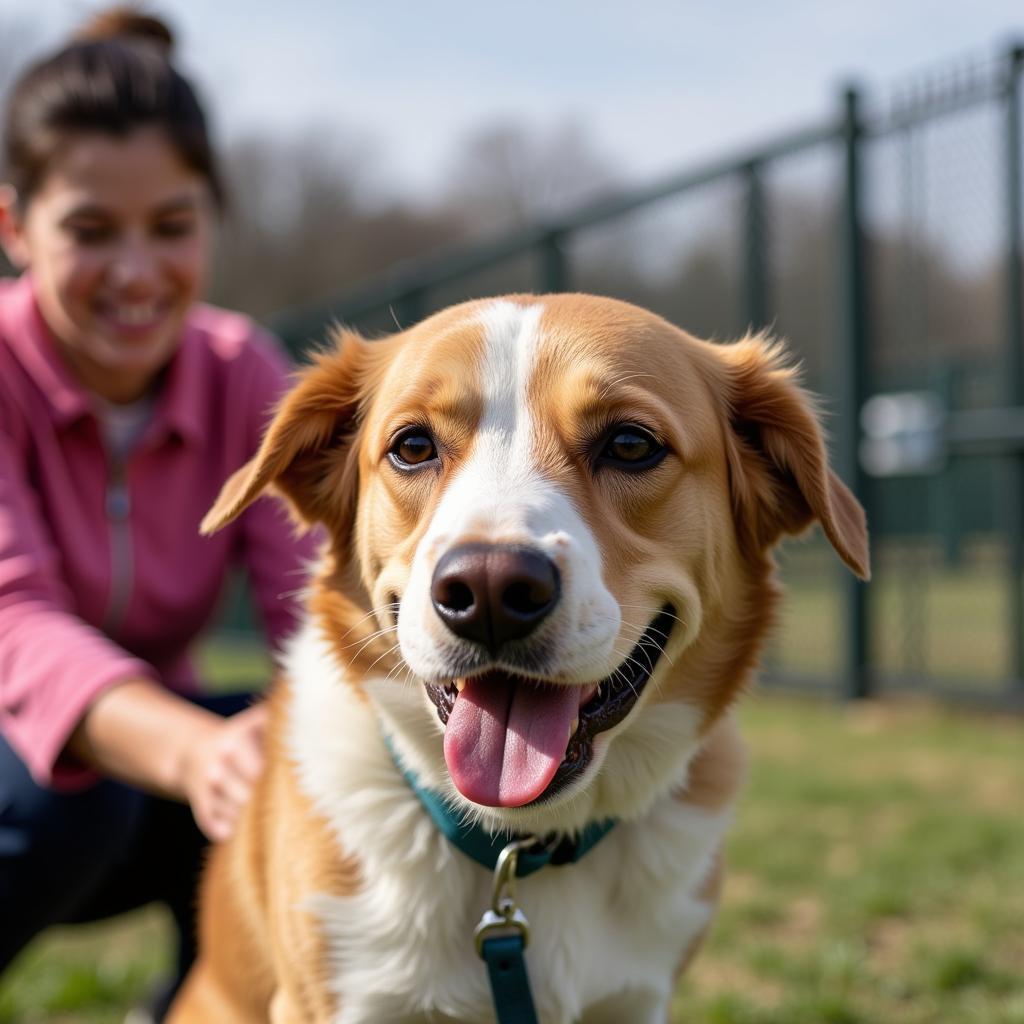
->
[0, 9, 314, 1016]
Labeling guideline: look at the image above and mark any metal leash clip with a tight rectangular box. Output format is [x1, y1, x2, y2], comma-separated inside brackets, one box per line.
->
[473, 836, 539, 958]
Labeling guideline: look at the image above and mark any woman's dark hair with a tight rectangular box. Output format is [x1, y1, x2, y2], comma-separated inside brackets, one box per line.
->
[2, 6, 224, 207]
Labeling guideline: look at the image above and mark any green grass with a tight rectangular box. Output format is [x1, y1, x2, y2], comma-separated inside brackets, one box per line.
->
[767, 536, 1013, 687]
[2, 684, 1022, 1021]
[0, 909, 171, 1024]
[673, 696, 1024, 1024]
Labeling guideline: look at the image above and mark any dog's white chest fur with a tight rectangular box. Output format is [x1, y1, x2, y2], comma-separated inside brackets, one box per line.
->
[285, 622, 731, 1024]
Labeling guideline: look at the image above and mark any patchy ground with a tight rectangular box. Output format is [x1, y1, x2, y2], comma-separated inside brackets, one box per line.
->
[2, 695, 1022, 1024]
[674, 696, 1024, 1024]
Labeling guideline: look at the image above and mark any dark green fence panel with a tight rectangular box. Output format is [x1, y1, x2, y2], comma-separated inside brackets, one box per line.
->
[262, 45, 1024, 710]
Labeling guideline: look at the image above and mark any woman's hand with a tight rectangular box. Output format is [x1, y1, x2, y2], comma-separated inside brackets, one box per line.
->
[181, 703, 268, 841]
[67, 679, 268, 842]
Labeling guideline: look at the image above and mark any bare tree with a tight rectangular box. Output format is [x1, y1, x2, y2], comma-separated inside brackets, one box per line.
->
[440, 118, 620, 235]
[209, 131, 468, 322]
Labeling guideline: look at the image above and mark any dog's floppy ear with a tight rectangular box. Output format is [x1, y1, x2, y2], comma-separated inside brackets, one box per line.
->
[201, 329, 370, 536]
[716, 334, 870, 579]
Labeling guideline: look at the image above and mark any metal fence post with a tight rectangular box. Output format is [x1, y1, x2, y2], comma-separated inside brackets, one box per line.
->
[839, 85, 873, 700]
[744, 160, 770, 331]
[1004, 45, 1024, 688]
[538, 231, 569, 293]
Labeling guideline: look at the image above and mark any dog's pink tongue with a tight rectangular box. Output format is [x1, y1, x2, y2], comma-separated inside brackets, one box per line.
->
[443, 674, 578, 807]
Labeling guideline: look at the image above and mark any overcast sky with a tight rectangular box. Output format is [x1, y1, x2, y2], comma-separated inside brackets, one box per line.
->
[14, 0, 1024, 202]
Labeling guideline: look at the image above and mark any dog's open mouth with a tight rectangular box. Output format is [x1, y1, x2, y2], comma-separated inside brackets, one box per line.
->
[424, 604, 675, 808]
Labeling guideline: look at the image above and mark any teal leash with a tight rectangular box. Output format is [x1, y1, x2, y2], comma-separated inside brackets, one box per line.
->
[385, 736, 617, 1024]
[480, 934, 538, 1024]
[473, 837, 543, 1024]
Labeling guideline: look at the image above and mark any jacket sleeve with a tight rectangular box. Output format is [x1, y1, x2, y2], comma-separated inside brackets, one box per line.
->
[231, 334, 319, 653]
[0, 431, 158, 789]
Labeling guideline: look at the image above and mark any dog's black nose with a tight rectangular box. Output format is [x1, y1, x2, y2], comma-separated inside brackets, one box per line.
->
[431, 543, 560, 653]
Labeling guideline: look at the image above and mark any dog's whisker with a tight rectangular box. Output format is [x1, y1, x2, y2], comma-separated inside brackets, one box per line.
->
[345, 631, 398, 667]
[336, 603, 401, 644]
[340, 623, 399, 654]
[385, 659, 416, 686]
[600, 617, 677, 669]
[365, 640, 404, 675]
[615, 603, 687, 628]
[384, 654, 418, 687]
[614, 618, 652, 640]
[344, 621, 398, 645]
[608, 662, 631, 692]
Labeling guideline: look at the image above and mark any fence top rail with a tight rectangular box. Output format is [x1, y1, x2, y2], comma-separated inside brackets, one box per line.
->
[272, 119, 842, 342]
[867, 44, 1023, 139]
[548, 119, 842, 232]
[866, 76, 1010, 139]
[273, 40, 1024, 348]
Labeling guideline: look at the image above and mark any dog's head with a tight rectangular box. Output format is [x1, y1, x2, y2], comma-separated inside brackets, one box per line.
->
[205, 295, 868, 833]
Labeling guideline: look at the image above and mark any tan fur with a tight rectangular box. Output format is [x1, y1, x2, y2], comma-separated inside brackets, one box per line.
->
[172, 294, 868, 1022]
[168, 687, 359, 1024]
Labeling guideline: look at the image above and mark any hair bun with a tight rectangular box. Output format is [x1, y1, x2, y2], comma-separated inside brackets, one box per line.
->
[73, 6, 175, 57]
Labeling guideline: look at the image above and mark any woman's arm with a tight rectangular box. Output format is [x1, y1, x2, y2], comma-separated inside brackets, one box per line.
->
[66, 678, 266, 841]
[0, 430, 162, 787]
[0, 429, 262, 839]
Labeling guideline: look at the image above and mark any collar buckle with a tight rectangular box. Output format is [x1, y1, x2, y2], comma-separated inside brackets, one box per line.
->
[474, 903, 531, 958]
[473, 835, 539, 957]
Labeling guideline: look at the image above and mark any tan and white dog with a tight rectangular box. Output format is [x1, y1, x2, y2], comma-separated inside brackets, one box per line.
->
[169, 294, 869, 1024]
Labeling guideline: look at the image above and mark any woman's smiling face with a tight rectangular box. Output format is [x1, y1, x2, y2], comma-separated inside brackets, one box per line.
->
[1, 125, 213, 403]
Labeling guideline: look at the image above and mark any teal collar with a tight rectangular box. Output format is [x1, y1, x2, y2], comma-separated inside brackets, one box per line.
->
[385, 736, 617, 878]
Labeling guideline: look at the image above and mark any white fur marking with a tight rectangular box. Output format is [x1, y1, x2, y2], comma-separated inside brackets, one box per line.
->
[398, 299, 620, 688]
[283, 618, 729, 1024]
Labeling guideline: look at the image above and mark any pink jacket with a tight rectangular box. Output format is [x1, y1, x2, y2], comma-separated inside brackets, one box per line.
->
[0, 273, 315, 788]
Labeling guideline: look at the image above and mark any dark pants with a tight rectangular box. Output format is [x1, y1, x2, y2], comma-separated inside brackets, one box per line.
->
[0, 692, 253, 1014]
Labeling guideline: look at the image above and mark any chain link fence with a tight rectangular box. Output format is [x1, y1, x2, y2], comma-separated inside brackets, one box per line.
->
[274, 45, 1024, 709]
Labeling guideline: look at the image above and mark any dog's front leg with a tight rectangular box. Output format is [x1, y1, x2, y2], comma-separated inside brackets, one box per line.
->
[269, 987, 332, 1024]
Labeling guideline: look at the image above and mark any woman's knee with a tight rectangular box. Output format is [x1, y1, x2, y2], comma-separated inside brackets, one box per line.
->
[0, 735, 146, 967]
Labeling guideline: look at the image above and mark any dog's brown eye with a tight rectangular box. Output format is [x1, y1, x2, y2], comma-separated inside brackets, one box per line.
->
[598, 425, 666, 471]
[609, 431, 653, 461]
[390, 430, 437, 469]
